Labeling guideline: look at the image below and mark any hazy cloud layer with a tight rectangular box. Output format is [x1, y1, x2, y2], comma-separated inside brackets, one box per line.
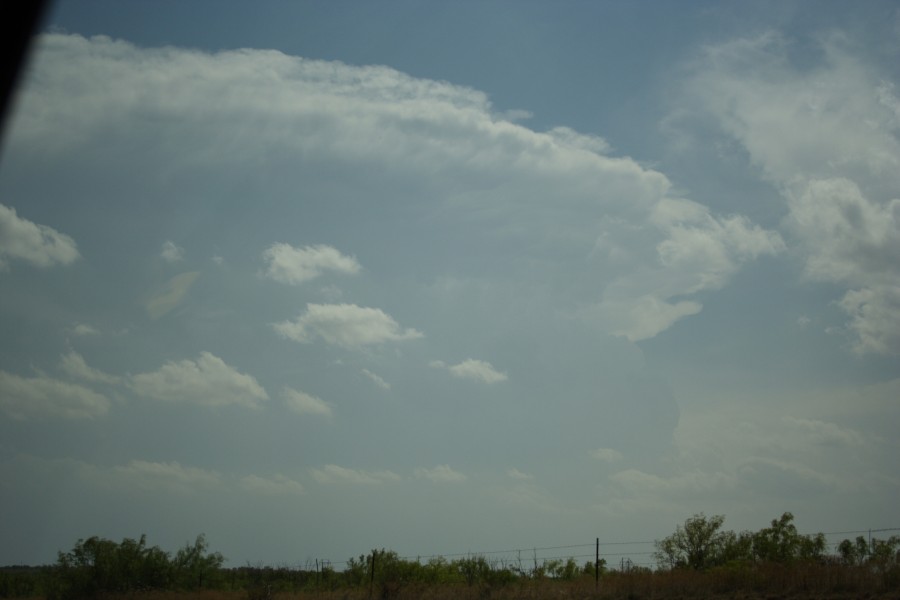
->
[430, 358, 508, 384]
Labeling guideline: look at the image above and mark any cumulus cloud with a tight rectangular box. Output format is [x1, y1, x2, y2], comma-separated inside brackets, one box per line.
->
[282, 386, 332, 417]
[0, 371, 110, 419]
[311, 464, 401, 485]
[160, 240, 184, 262]
[361, 368, 391, 390]
[240, 473, 305, 496]
[677, 32, 900, 353]
[262, 243, 360, 285]
[60, 351, 120, 385]
[414, 464, 467, 483]
[429, 358, 508, 383]
[0, 203, 79, 270]
[273, 303, 423, 349]
[130, 351, 268, 408]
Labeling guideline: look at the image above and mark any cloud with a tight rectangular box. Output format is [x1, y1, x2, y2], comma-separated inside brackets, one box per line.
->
[130, 351, 268, 408]
[590, 448, 624, 463]
[361, 368, 391, 390]
[0, 203, 79, 270]
[160, 240, 184, 262]
[145, 271, 200, 319]
[0, 370, 110, 420]
[282, 386, 332, 417]
[239, 473, 305, 496]
[60, 351, 120, 385]
[262, 243, 360, 285]
[112, 460, 222, 493]
[273, 303, 423, 349]
[677, 32, 900, 353]
[782, 416, 866, 448]
[10, 33, 786, 342]
[506, 468, 534, 480]
[69, 322, 101, 336]
[311, 464, 401, 485]
[429, 358, 508, 384]
[414, 464, 467, 483]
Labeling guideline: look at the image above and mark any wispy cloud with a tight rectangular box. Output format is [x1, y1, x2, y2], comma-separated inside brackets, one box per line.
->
[414, 464, 467, 483]
[311, 464, 401, 485]
[430, 358, 507, 384]
[0, 370, 109, 420]
[160, 240, 184, 262]
[145, 271, 200, 319]
[361, 368, 391, 390]
[282, 386, 332, 417]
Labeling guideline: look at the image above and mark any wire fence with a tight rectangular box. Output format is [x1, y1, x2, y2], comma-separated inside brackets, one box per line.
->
[301, 527, 900, 572]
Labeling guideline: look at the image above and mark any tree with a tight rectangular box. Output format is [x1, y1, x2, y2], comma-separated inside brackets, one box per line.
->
[173, 534, 224, 590]
[752, 512, 825, 563]
[655, 513, 728, 570]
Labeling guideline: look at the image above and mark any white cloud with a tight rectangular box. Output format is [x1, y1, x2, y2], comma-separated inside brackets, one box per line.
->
[430, 358, 508, 384]
[240, 473, 305, 496]
[262, 243, 360, 285]
[0, 203, 79, 270]
[311, 464, 401, 485]
[145, 271, 200, 319]
[678, 32, 900, 353]
[0, 371, 110, 420]
[60, 351, 120, 385]
[10, 33, 786, 342]
[130, 351, 268, 408]
[282, 386, 332, 417]
[590, 448, 624, 463]
[273, 303, 423, 349]
[361, 368, 391, 390]
[414, 464, 467, 483]
[160, 240, 184, 262]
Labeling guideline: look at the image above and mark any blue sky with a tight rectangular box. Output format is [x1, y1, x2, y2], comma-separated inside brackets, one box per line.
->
[1, 0, 898, 567]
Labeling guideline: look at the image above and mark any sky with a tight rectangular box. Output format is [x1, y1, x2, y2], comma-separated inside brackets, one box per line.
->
[1, 0, 899, 568]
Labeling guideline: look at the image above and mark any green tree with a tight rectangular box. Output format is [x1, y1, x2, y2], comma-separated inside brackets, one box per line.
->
[655, 513, 728, 570]
[173, 534, 224, 590]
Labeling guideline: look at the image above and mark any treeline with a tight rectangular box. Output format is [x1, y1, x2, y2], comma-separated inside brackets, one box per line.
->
[654, 512, 900, 571]
[1, 513, 899, 599]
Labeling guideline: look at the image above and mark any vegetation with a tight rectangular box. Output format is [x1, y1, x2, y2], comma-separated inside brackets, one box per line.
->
[1, 513, 898, 599]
